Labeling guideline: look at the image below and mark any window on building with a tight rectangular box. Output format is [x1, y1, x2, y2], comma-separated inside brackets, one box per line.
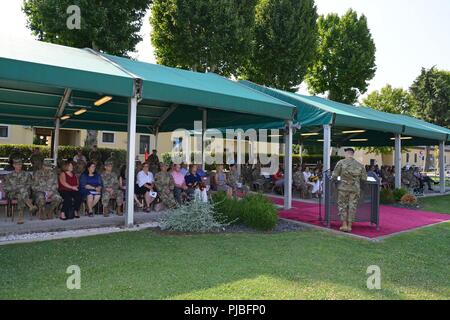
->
[406, 153, 410, 163]
[102, 132, 115, 144]
[0, 125, 8, 138]
[139, 135, 151, 154]
[173, 137, 183, 152]
[414, 153, 418, 163]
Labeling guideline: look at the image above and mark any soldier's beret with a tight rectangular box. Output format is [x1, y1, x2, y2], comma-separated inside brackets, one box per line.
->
[12, 158, 23, 165]
[344, 148, 355, 153]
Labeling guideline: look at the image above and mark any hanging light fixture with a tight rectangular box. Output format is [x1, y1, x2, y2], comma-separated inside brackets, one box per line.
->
[74, 108, 87, 116]
[61, 115, 71, 120]
[390, 137, 413, 140]
[301, 133, 320, 137]
[94, 96, 112, 106]
[350, 139, 368, 142]
[342, 130, 367, 134]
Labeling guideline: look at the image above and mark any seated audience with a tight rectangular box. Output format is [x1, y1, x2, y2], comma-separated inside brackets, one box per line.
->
[154, 162, 178, 210]
[79, 162, 103, 217]
[32, 159, 62, 220]
[272, 165, 284, 194]
[185, 164, 208, 202]
[101, 160, 124, 216]
[212, 164, 232, 197]
[58, 161, 82, 220]
[171, 163, 188, 204]
[293, 165, 312, 198]
[227, 164, 248, 197]
[135, 162, 156, 212]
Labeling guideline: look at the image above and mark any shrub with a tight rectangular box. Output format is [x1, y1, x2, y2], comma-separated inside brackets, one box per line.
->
[211, 191, 240, 224]
[380, 188, 395, 204]
[160, 200, 227, 233]
[400, 194, 417, 206]
[393, 188, 409, 202]
[240, 193, 278, 231]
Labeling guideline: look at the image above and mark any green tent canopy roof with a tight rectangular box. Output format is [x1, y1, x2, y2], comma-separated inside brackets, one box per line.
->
[239, 80, 449, 146]
[0, 39, 296, 134]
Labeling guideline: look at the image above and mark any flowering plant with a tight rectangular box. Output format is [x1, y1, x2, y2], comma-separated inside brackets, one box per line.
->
[400, 194, 417, 206]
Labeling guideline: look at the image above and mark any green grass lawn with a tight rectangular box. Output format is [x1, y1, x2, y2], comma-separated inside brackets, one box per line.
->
[1, 223, 449, 300]
[418, 195, 450, 214]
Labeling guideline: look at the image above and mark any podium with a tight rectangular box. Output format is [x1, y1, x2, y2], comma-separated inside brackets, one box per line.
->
[322, 172, 380, 230]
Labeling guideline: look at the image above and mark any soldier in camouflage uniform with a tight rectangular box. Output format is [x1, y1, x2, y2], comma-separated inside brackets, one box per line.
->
[148, 150, 160, 175]
[32, 159, 62, 220]
[7, 148, 24, 171]
[293, 166, 312, 198]
[29, 147, 44, 172]
[3, 158, 38, 224]
[331, 148, 367, 233]
[101, 160, 123, 216]
[89, 145, 102, 165]
[154, 162, 178, 210]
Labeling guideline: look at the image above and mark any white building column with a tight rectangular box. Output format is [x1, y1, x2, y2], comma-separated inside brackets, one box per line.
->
[394, 134, 402, 189]
[125, 96, 138, 227]
[439, 141, 446, 194]
[323, 125, 331, 172]
[284, 121, 293, 210]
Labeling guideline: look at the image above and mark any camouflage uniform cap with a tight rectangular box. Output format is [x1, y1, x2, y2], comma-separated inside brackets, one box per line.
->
[104, 159, 114, 166]
[12, 158, 23, 165]
[42, 159, 54, 168]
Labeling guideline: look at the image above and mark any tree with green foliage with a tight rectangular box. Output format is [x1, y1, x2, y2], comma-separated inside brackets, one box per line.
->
[241, 0, 318, 92]
[23, 0, 150, 146]
[410, 67, 450, 128]
[23, 0, 150, 56]
[362, 84, 416, 115]
[150, 0, 257, 77]
[306, 9, 376, 104]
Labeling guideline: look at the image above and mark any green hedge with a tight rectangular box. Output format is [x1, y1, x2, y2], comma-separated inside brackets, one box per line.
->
[0, 144, 127, 164]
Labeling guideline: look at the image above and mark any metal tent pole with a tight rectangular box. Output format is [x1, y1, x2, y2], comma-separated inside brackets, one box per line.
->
[237, 130, 242, 175]
[284, 121, 293, 210]
[125, 96, 138, 227]
[439, 141, 446, 194]
[394, 134, 402, 189]
[323, 125, 331, 172]
[202, 109, 207, 170]
[53, 119, 60, 166]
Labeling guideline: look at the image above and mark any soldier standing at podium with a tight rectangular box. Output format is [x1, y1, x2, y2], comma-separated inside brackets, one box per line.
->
[332, 148, 367, 233]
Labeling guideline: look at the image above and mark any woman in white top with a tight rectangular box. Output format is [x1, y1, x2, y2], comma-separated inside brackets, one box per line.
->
[135, 162, 155, 212]
[303, 167, 321, 197]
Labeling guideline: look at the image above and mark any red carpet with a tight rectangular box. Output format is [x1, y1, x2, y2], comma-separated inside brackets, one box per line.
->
[271, 197, 450, 239]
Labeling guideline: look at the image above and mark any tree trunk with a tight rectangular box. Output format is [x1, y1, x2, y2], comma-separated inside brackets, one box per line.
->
[85, 130, 98, 148]
[423, 146, 430, 171]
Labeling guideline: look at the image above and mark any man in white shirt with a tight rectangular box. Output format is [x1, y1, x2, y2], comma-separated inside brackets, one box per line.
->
[135, 162, 156, 212]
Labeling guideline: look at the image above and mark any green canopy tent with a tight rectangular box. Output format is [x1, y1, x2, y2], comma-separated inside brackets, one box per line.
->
[240, 80, 449, 193]
[0, 39, 298, 225]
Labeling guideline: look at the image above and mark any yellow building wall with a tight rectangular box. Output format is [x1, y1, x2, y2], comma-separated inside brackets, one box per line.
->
[0, 124, 34, 144]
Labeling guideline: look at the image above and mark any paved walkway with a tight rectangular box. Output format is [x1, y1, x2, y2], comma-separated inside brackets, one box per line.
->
[0, 211, 165, 236]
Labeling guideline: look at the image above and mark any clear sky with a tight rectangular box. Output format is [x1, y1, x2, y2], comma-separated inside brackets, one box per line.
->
[1, 0, 449, 97]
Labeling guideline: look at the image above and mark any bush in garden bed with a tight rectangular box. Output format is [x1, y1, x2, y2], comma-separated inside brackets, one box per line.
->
[212, 192, 278, 231]
[160, 200, 228, 233]
[393, 188, 409, 202]
[0, 144, 127, 164]
[380, 188, 395, 204]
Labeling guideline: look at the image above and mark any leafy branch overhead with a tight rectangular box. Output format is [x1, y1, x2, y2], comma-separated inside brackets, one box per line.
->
[306, 9, 377, 104]
[23, 0, 150, 56]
